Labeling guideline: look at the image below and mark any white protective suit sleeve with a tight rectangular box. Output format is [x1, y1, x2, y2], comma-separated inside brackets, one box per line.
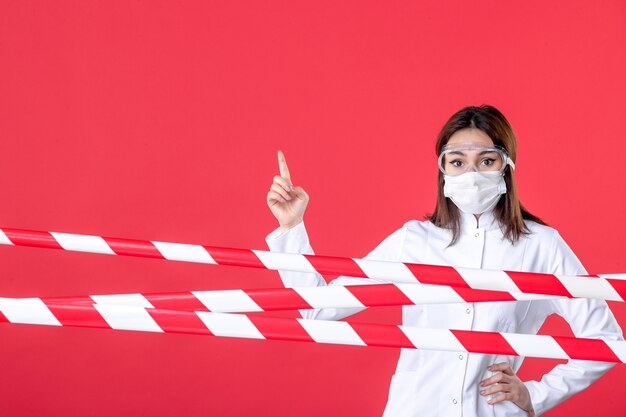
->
[265, 221, 407, 320]
[523, 230, 624, 416]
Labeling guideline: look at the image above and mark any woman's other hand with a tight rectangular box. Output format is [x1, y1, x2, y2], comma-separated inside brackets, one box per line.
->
[267, 150, 309, 231]
[479, 362, 533, 414]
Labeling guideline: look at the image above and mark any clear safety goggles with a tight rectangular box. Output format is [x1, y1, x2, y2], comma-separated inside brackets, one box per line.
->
[438, 144, 515, 177]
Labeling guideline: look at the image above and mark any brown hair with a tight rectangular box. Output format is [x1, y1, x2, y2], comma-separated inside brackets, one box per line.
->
[426, 105, 545, 245]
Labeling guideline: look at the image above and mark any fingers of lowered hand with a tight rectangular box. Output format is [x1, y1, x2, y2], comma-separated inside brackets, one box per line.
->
[487, 362, 514, 375]
[480, 371, 507, 387]
[479, 376, 511, 396]
[479, 364, 532, 411]
[487, 393, 515, 405]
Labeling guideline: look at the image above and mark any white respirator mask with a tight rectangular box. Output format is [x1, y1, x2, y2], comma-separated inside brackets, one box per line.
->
[438, 144, 515, 214]
[443, 171, 507, 214]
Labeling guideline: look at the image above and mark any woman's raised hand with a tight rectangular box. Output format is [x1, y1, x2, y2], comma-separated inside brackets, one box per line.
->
[267, 150, 309, 230]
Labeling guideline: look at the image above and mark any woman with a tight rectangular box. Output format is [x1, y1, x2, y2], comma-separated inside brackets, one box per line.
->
[264, 105, 622, 417]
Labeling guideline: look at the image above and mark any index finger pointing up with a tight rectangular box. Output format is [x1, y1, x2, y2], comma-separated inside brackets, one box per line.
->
[277, 150, 291, 181]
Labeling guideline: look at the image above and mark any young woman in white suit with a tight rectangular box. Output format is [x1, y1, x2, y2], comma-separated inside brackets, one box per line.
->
[265, 105, 622, 417]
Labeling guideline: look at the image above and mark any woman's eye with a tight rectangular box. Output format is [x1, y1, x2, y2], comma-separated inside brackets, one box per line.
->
[450, 160, 463, 168]
[481, 158, 496, 166]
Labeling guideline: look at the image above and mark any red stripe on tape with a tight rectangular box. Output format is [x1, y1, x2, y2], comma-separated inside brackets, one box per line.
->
[406, 264, 469, 288]
[147, 309, 212, 335]
[304, 254, 365, 278]
[47, 303, 111, 328]
[553, 336, 621, 362]
[145, 294, 208, 312]
[103, 237, 164, 259]
[347, 284, 413, 307]
[3, 229, 63, 249]
[451, 329, 518, 356]
[205, 246, 266, 268]
[248, 315, 314, 342]
[506, 271, 573, 297]
[245, 288, 312, 311]
[453, 287, 517, 303]
[44, 296, 98, 307]
[0, 310, 8, 323]
[351, 322, 415, 348]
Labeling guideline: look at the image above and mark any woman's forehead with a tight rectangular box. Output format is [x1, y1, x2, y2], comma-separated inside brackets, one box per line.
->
[447, 128, 494, 147]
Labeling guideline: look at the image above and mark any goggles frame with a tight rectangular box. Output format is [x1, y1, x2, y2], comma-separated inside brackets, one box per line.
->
[437, 144, 515, 177]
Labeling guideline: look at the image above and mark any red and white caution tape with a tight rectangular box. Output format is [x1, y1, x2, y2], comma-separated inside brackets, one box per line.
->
[32, 283, 560, 314]
[0, 299, 623, 362]
[1, 226, 625, 301]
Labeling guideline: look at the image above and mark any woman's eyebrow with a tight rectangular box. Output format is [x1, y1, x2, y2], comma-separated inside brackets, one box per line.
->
[447, 150, 466, 156]
[478, 150, 498, 156]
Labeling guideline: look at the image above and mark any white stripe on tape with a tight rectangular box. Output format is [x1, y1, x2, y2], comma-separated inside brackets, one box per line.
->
[192, 290, 263, 313]
[297, 319, 366, 346]
[252, 250, 318, 274]
[151, 241, 216, 264]
[294, 286, 365, 309]
[510, 292, 566, 301]
[599, 274, 626, 280]
[501, 333, 567, 359]
[397, 283, 466, 304]
[457, 268, 522, 293]
[558, 276, 624, 302]
[605, 340, 626, 362]
[91, 294, 154, 308]
[196, 312, 265, 339]
[93, 304, 163, 332]
[399, 327, 466, 352]
[0, 298, 62, 326]
[0, 229, 14, 245]
[353, 259, 417, 283]
[50, 232, 115, 255]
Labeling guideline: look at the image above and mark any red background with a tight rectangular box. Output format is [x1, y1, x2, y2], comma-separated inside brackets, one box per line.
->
[1, 1, 625, 416]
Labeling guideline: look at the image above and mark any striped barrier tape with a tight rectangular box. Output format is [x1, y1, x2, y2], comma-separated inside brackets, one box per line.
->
[1, 227, 625, 301]
[0, 299, 623, 362]
[27, 283, 561, 314]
